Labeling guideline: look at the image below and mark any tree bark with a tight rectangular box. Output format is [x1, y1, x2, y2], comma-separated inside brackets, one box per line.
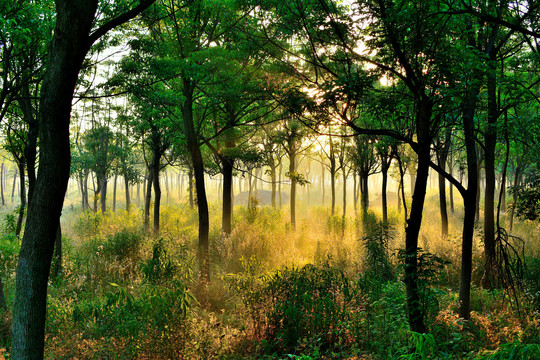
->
[1, 163, 4, 206]
[152, 154, 161, 236]
[112, 173, 118, 212]
[15, 161, 26, 237]
[222, 157, 233, 235]
[183, 80, 210, 281]
[289, 151, 297, 228]
[124, 174, 130, 212]
[482, 65, 498, 289]
[459, 87, 480, 320]
[403, 97, 433, 334]
[144, 170, 153, 233]
[12, 2, 96, 357]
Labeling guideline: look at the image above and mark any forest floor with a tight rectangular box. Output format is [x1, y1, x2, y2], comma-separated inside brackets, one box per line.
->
[0, 196, 539, 359]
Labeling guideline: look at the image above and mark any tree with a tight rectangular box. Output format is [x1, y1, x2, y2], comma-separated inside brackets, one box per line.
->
[11, 1, 156, 358]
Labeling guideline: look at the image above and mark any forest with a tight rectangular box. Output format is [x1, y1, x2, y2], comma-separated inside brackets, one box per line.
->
[0, 0, 539, 359]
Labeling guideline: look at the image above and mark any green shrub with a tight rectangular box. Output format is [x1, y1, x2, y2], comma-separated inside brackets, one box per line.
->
[477, 342, 540, 359]
[101, 228, 143, 262]
[261, 263, 355, 354]
[140, 238, 178, 284]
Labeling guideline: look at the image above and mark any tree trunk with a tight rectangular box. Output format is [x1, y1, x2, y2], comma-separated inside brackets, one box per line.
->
[342, 168, 347, 219]
[112, 173, 118, 212]
[188, 167, 194, 210]
[152, 155, 161, 236]
[12, 2, 94, 356]
[222, 157, 233, 235]
[289, 152, 297, 228]
[482, 67, 498, 289]
[1, 163, 4, 206]
[124, 174, 130, 213]
[11, 0, 156, 355]
[99, 171, 107, 213]
[381, 166, 388, 225]
[448, 156, 454, 214]
[269, 155, 277, 208]
[183, 81, 210, 282]
[459, 87, 480, 320]
[144, 170, 153, 233]
[12, 167, 17, 203]
[353, 171, 357, 214]
[15, 161, 27, 237]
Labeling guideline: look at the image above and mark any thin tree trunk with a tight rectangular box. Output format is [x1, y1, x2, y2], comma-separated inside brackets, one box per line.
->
[124, 175, 130, 212]
[188, 167, 194, 210]
[144, 170, 153, 233]
[290, 152, 297, 228]
[12, 167, 17, 203]
[15, 162, 27, 237]
[112, 173, 118, 212]
[482, 66, 498, 289]
[153, 156, 161, 236]
[222, 158, 234, 235]
[381, 167, 388, 225]
[1, 163, 4, 206]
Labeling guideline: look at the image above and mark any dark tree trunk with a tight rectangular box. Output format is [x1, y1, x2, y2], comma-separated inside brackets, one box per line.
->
[448, 156, 455, 214]
[124, 174, 130, 213]
[269, 155, 277, 208]
[15, 161, 26, 237]
[353, 171, 357, 214]
[1, 163, 4, 206]
[289, 152, 297, 228]
[222, 158, 233, 235]
[437, 130, 451, 238]
[152, 155, 161, 236]
[183, 81, 210, 281]
[82, 173, 89, 211]
[482, 67, 498, 289]
[99, 171, 107, 213]
[12, 2, 95, 357]
[11, 0, 156, 355]
[12, 167, 17, 203]
[188, 167, 194, 210]
[144, 170, 153, 233]
[112, 173, 118, 212]
[403, 98, 433, 334]
[20, 83, 38, 205]
[381, 165, 389, 225]
[459, 88, 480, 320]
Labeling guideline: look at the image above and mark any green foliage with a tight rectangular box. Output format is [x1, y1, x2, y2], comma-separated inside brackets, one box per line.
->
[399, 331, 437, 360]
[478, 342, 540, 360]
[72, 281, 194, 339]
[510, 173, 540, 221]
[100, 229, 143, 262]
[260, 263, 354, 355]
[523, 256, 540, 311]
[358, 218, 396, 290]
[398, 248, 450, 322]
[140, 238, 178, 284]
